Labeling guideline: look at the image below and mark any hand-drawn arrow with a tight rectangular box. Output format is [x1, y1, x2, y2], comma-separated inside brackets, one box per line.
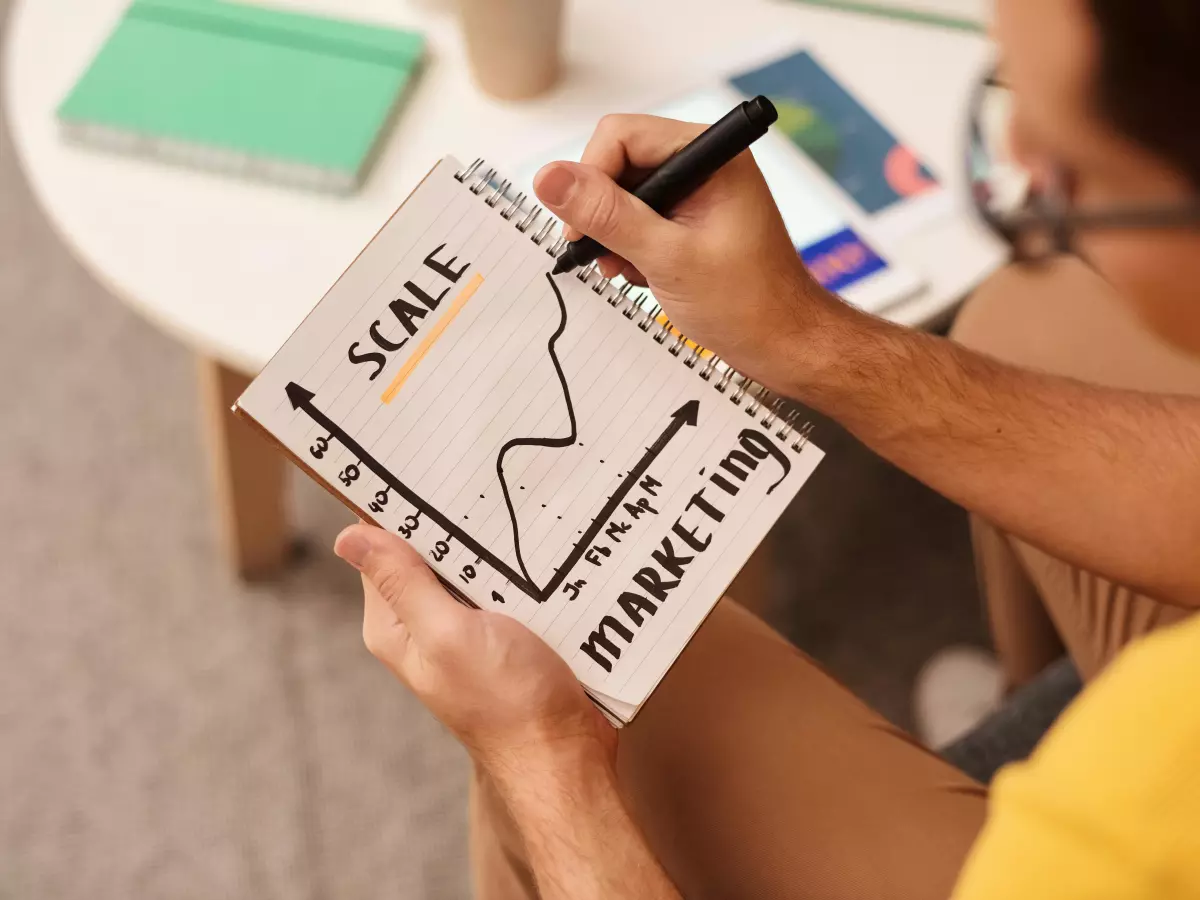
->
[286, 382, 699, 605]
[286, 380, 542, 599]
[537, 398, 699, 601]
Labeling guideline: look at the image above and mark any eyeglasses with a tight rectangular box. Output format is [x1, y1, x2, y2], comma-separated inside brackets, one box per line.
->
[966, 66, 1200, 263]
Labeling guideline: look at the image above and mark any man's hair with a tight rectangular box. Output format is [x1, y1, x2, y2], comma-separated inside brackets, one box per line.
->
[1090, 0, 1200, 186]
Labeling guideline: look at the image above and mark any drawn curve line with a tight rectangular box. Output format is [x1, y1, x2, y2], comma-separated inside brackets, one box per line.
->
[496, 273, 577, 590]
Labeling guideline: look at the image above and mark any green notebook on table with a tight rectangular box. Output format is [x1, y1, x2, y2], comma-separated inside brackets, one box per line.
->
[58, 0, 425, 192]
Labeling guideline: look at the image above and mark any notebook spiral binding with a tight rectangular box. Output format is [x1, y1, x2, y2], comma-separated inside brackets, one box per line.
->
[455, 159, 814, 454]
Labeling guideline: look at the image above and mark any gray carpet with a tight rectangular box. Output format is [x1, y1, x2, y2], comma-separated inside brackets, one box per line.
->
[0, 10, 470, 894]
[0, 4, 986, 894]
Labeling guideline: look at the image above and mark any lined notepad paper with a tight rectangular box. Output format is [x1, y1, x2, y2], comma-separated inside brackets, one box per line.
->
[235, 158, 823, 723]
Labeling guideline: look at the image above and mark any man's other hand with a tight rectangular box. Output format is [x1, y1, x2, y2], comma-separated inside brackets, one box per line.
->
[335, 523, 615, 776]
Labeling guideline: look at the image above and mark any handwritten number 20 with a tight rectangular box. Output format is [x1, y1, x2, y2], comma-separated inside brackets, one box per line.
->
[430, 540, 450, 562]
[338, 464, 360, 486]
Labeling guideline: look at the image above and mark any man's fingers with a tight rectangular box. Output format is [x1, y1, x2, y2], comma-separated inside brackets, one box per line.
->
[534, 161, 687, 270]
[619, 261, 649, 287]
[553, 117, 703, 253]
[578, 114, 706, 180]
[334, 524, 466, 640]
[597, 253, 625, 279]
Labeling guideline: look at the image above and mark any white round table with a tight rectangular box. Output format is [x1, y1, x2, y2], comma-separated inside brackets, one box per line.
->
[4, 0, 995, 576]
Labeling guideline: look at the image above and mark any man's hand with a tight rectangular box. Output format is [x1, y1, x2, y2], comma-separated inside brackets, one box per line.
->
[335, 523, 613, 773]
[336, 524, 681, 900]
[533, 114, 845, 394]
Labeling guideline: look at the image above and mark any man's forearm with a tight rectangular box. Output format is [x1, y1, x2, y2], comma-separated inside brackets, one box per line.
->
[784, 306, 1200, 604]
[488, 739, 681, 900]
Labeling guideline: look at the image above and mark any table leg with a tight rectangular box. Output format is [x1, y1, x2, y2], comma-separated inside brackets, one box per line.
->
[197, 356, 289, 579]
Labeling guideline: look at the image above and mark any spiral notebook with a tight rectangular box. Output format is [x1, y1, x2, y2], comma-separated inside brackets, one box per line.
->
[234, 157, 824, 725]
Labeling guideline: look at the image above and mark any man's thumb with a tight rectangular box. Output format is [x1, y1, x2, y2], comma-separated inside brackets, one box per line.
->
[334, 524, 458, 631]
[534, 161, 682, 266]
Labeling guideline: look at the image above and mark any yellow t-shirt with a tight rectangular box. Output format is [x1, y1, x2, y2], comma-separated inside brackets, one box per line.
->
[953, 613, 1200, 899]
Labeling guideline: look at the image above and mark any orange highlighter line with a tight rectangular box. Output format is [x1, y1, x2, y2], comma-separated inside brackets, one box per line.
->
[380, 273, 485, 404]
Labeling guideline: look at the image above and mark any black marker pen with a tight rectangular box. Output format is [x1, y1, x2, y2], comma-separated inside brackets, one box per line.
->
[551, 95, 778, 276]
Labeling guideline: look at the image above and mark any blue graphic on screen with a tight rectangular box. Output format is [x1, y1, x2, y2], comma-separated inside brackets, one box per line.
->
[798, 228, 886, 293]
[731, 51, 939, 215]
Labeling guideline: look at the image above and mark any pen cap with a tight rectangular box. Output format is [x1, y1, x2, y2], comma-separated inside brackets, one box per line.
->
[633, 96, 779, 213]
[743, 95, 778, 130]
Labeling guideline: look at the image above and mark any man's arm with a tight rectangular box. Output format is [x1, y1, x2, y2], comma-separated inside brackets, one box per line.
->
[488, 740, 682, 900]
[531, 114, 1200, 606]
[791, 307, 1200, 604]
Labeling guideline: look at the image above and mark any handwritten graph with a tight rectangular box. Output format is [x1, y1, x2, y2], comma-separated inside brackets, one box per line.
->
[287, 273, 699, 604]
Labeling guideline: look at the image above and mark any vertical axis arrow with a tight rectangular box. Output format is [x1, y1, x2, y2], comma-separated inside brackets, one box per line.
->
[286, 381, 542, 600]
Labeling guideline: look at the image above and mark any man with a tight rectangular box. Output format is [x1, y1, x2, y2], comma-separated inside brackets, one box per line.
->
[332, 0, 1200, 896]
